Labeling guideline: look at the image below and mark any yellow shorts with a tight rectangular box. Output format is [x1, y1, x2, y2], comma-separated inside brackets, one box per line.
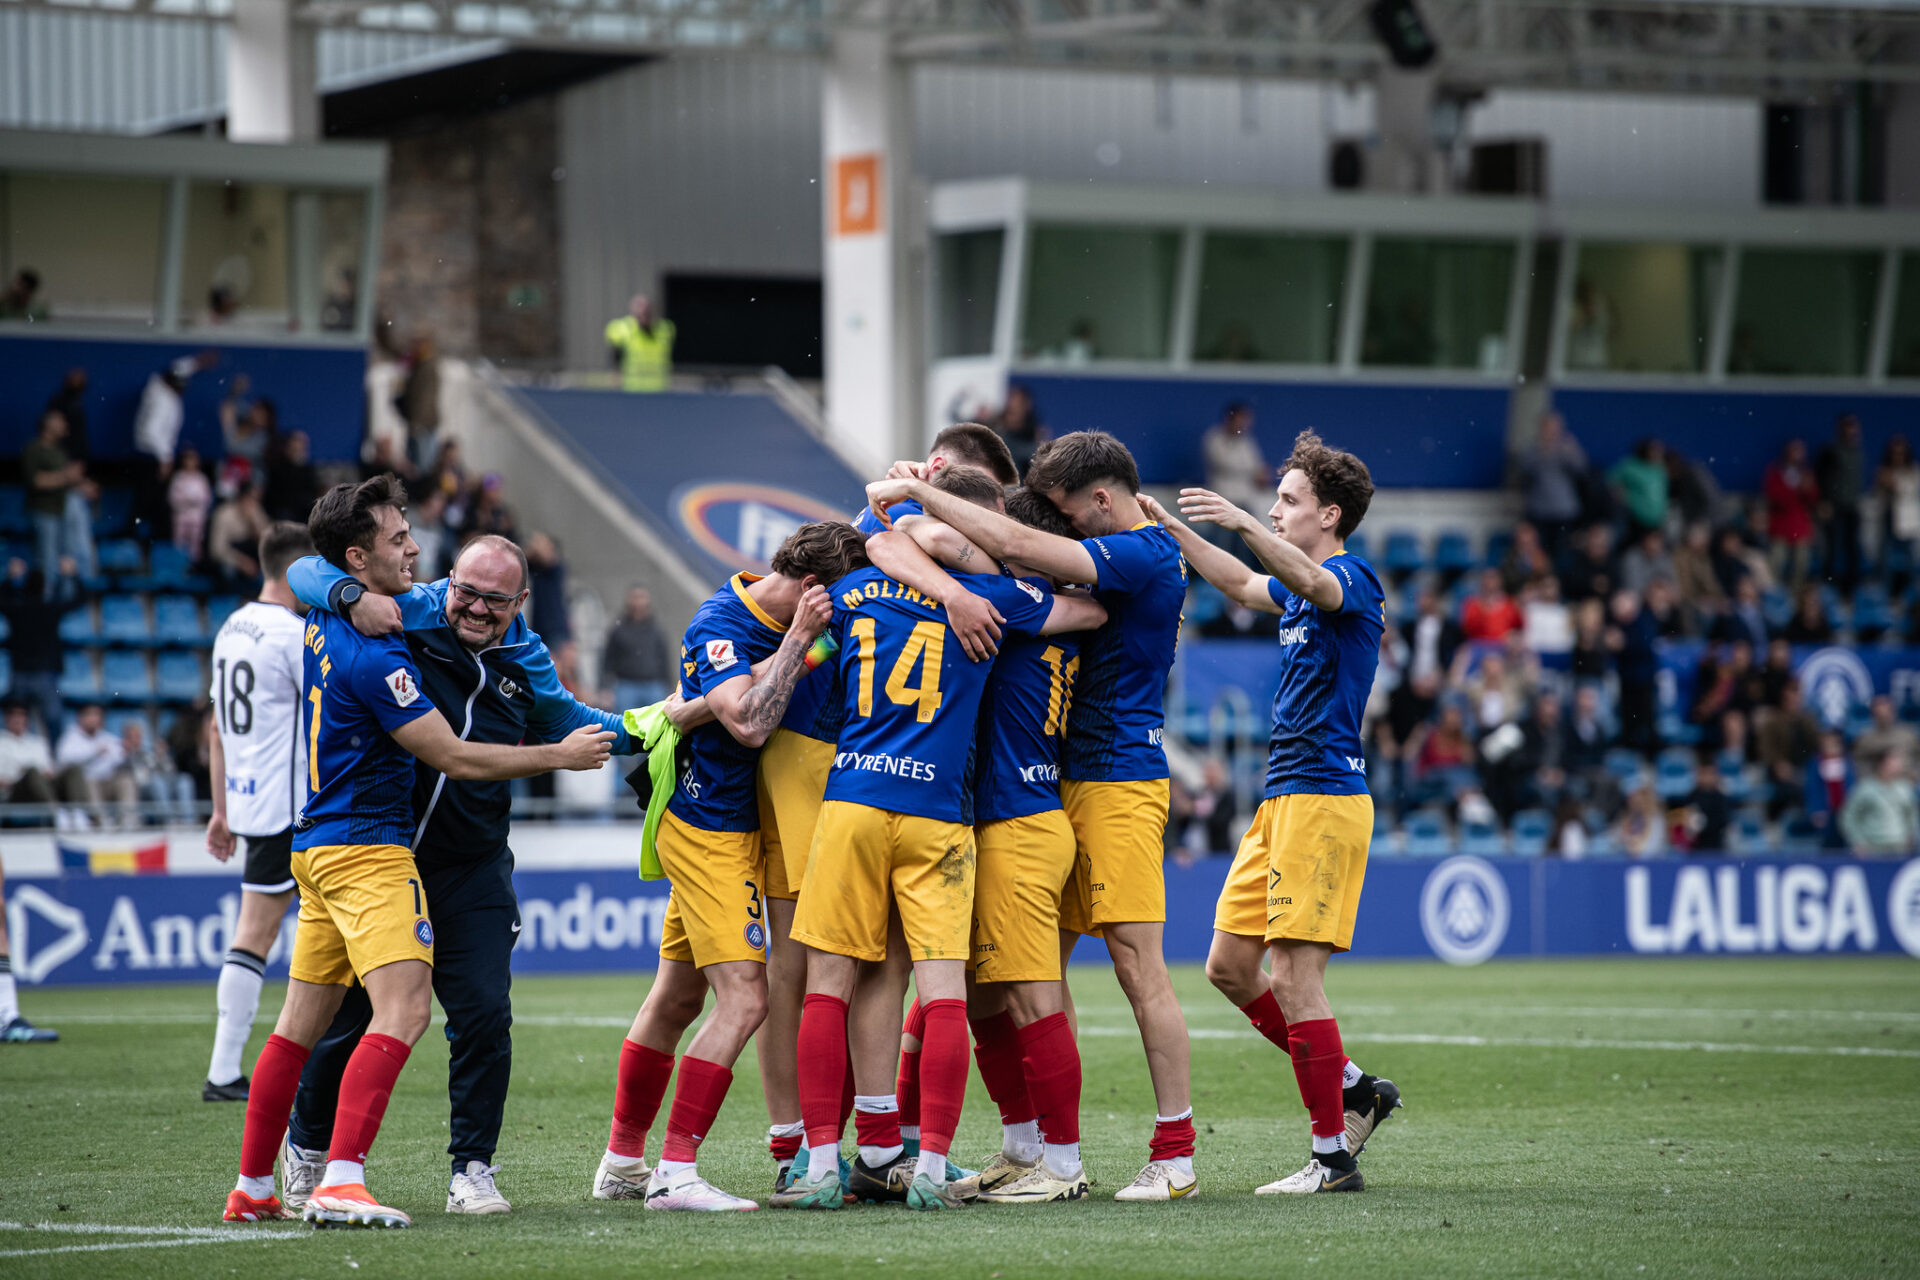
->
[1058, 778, 1171, 936]
[288, 843, 433, 986]
[971, 809, 1077, 983]
[791, 800, 975, 963]
[757, 729, 833, 902]
[656, 809, 768, 967]
[1213, 793, 1372, 952]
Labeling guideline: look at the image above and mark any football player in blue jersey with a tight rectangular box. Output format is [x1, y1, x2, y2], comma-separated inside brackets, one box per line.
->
[593, 521, 868, 1212]
[225, 476, 613, 1229]
[866, 431, 1199, 1202]
[1147, 429, 1402, 1196]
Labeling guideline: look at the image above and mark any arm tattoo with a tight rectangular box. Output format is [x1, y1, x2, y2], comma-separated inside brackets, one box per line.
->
[956, 542, 974, 564]
[738, 633, 809, 735]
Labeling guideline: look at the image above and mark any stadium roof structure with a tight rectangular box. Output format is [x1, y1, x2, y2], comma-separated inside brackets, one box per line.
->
[8, 0, 1920, 97]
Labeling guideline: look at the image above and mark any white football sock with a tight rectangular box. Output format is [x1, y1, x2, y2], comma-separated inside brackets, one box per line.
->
[323, 1159, 365, 1188]
[914, 1148, 947, 1185]
[899, 1124, 921, 1141]
[1312, 1132, 1350, 1156]
[1003, 1119, 1041, 1163]
[0, 958, 19, 1025]
[604, 1147, 647, 1166]
[655, 1159, 694, 1178]
[807, 1142, 840, 1181]
[1042, 1142, 1082, 1179]
[1342, 1060, 1364, 1090]
[209, 949, 266, 1085]
[236, 1173, 275, 1200]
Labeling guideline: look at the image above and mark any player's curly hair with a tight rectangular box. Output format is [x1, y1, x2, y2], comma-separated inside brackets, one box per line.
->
[771, 520, 869, 587]
[932, 423, 1018, 486]
[1025, 430, 1140, 497]
[929, 463, 1005, 511]
[309, 473, 408, 571]
[1005, 487, 1076, 540]
[1282, 430, 1373, 540]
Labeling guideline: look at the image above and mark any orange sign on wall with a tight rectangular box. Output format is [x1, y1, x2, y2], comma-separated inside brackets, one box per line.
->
[833, 153, 881, 236]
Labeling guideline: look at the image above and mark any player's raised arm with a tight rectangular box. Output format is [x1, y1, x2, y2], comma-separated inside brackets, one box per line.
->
[1039, 593, 1107, 635]
[287, 553, 440, 637]
[871, 476, 1100, 586]
[1139, 493, 1283, 615]
[701, 584, 833, 748]
[1177, 485, 1343, 613]
[390, 708, 612, 778]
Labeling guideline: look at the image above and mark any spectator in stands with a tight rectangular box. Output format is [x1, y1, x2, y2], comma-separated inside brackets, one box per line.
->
[1711, 526, 1765, 594]
[1875, 433, 1920, 590]
[1565, 683, 1616, 800]
[1618, 529, 1677, 596]
[1519, 573, 1573, 655]
[1664, 446, 1724, 532]
[1483, 689, 1569, 820]
[1498, 522, 1553, 593]
[166, 703, 213, 808]
[46, 368, 97, 579]
[398, 336, 443, 468]
[0, 558, 78, 738]
[1616, 782, 1667, 857]
[604, 586, 673, 717]
[1757, 682, 1821, 818]
[1757, 638, 1796, 708]
[605, 295, 675, 393]
[1515, 412, 1589, 567]
[430, 437, 470, 503]
[23, 409, 81, 589]
[362, 434, 417, 489]
[54, 704, 137, 829]
[1610, 589, 1661, 755]
[1201, 402, 1271, 521]
[1406, 700, 1476, 812]
[1460, 645, 1536, 737]
[1170, 758, 1238, 860]
[525, 532, 572, 649]
[1562, 523, 1617, 604]
[0, 703, 56, 812]
[1815, 413, 1866, 593]
[1717, 708, 1753, 771]
[1673, 522, 1724, 631]
[1839, 749, 1918, 855]
[1690, 647, 1745, 744]
[120, 719, 194, 826]
[0, 268, 46, 321]
[1402, 586, 1464, 686]
[263, 429, 318, 525]
[219, 374, 274, 481]
[463, 473, 518, 542]
[989, 385, 1046, 480]
[1682, 754, 1732, 854]
[1547, 794, 1589, 857]
[1607, 439, 1669, 541]
[205, 481, 268, 591]
[1763, 438, 1821, 589]
[168, 445, 213, 562]
[409, 489, 451, 582]
[1712, 577, 1773, 650]
[1568, 598, 1612, 682]
[1783, 585, 1833, 645]
[1460, 567, 1523, 642]
[1374, 670, 1439, 816]
[1804, 728, 1853, 847]
[1641, 575, 1686, 640]
[132, 351, 215, 542]
[1852, 695, 1919, 774]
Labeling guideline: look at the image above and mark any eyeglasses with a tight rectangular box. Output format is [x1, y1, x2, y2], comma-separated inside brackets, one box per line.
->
[449, 578, 527, 614]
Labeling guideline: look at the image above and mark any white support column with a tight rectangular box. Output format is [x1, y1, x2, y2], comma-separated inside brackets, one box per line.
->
[228, 0, 318, 144]
[823, 27, 913, 469]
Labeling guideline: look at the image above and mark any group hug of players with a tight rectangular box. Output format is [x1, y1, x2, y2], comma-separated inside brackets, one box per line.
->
[216, 421, 1400, 1228]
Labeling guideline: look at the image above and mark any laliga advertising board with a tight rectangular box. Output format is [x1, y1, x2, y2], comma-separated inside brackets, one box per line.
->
[4, 830, 1919, 984]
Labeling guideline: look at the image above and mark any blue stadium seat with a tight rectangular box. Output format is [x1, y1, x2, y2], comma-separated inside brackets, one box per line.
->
[1185, 581, 1226, 631]
[153, 596, 207, 647]
[1728, 806, 1768, 854]
[207, 595, 242, 633]
[1655, 747, 1698, 800]
[59, 604, 99, 648]
[1484, 530, 1514, 570]
[59, 650, 101, 703]
[0, 485, 25, 536]
[92, 488, 135, 538]
[99, 595, 151, 647]
[1459, 820, 1504, 855]
[1383, 530, 1425, 576]
[1510, 809, 1551, 856]
[98, 539, 144, 576]
[1779, 813, 1822, 852]
[0, 650, 11, 697]
[147, 545, 194, 590]
[156, 650, 204, 703]
[1402, 809, 1452, 857]
[1434, 530, 1475, 575]
[1605, 748, 1648, 789]
[101, 650, 153, 702]
[1852, 587, 1892, 638]
[1761, 587, 1793, 632]
[104, 709, 154, 741]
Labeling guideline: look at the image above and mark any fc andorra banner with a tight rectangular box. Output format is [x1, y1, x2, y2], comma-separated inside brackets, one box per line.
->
[5, 856, 1917, 985]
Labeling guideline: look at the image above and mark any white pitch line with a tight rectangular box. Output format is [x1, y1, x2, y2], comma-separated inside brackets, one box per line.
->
[0, 1223, 303, 1260]
[0, 1221, 271, 1236]
[1073, 1025, 1920, 1058]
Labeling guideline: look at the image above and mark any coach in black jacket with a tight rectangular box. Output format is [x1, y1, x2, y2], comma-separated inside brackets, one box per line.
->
[281, 534, 633, 1214]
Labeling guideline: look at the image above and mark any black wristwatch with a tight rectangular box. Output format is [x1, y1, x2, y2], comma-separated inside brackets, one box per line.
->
[335, 581, 365, 611]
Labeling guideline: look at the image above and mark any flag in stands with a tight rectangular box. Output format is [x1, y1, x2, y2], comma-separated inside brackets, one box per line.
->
[58, 841, 169, 876]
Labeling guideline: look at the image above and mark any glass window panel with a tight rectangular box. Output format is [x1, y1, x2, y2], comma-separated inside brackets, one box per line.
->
[1363, 238, 1516, 371]
[1021, 225, 1180, 362]
[935, 229, 1003, 358]
[0, 172, 166, 326]
[1888, 252, 1920, 380]
[1565, 242, 1721, 374]
[316, 190, 367, 334]
[180, 181, 292, 331]
[1729, 248, 1880, 377]
[1194, 232, 1348, 366]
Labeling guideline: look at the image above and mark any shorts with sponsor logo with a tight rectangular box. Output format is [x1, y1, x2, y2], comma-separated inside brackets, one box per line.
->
[792, 800, 975, 963]
[756, 728, 833, 902]
[656, 809, 768, 966]
[240, 827, 295, 894]
[1213, 793, 1371, 952]
[1058, 778, 1171, 937]
[970, 808, 1077, 983]
[288, 843, 433, 986]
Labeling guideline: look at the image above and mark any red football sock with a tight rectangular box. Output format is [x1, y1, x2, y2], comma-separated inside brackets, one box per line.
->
[1288, 1018, 1348, 1141]
[1016, 1012, 1081, 1145]
[660, 1056, 733, 1164]
[854, 1106, 903, 1152]
[970, 1010, 1038, 1126]
[916, 998, 969, 1158]
[1149, 1113, 1196, 1160]
[897, 999, 925, 1127]
[328, 1033, 411, 1167]
[768, 1127, 804, 1163]
[608, 1039, 675, 1159]
[240, 1033, 310, 1179]
[1240, 991, 1292, 1051]
[797, 994, 850, 1151]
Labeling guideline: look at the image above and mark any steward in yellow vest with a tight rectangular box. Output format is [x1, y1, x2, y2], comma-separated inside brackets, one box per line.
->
[605, 295, 676, 392]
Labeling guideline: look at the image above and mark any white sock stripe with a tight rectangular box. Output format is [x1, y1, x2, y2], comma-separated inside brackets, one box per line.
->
[222, 950, 268, 976]
[1154, 1108, 1194, 1124]
[0, 956, 12, 974]
[852, 1094, 899, 1113]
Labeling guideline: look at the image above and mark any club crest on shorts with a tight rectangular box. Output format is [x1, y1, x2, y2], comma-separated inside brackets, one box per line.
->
[744, 920, 765, 950]
[415, 918, 435, 947]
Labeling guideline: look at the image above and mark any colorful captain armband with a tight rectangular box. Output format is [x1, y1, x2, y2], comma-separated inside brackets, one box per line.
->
[803, 631, 839, 673]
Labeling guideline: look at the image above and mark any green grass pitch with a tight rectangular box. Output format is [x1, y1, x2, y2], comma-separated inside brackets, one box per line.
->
[2, 958, 1917, 1278]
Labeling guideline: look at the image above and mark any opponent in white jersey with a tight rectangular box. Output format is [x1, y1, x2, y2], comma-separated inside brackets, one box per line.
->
[202, 522, 315, 1102]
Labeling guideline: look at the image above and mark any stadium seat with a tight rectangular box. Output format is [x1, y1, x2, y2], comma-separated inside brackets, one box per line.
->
[1434, 529, 1475, 575]
[59, 650, 101, 703]
[1459, 819, 1504, 855]
[207, 595, 242, 633]
[99, 595, 151, 647]
[101, 650, 154, 702]
[1761, 587, 1793, 632]
[1852, 587, 1892, 640]
[1779, 813, 1822, 852]
[1383, 530, 1425, 576]
[98, 538, 144, 576]
[58, 604, 99, 648]
[153, 595, 207, 647]
[1654, 747, 1697, 800]
[0, 485, 25, 536]
[1728, 806, 1768, 854]
[0, 650, 11, 697]
[1604, 748, 1648, 789]
[92, 487, 135, 538]
[1484, 530, 1513, 570]
[1402, 808, 1451, 857]
[147, 544, 195, 590]
[1510, 809, 1551, 856]
[156, 650, 205, 703]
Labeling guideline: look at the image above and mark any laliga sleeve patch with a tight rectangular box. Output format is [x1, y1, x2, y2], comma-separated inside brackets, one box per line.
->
[385, 668, 421, 708]
[705, 639, 738, 671]
[1015, 579, 1045, 604]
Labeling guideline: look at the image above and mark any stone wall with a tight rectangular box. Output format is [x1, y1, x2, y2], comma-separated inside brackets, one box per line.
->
[375, 94, 562, 365]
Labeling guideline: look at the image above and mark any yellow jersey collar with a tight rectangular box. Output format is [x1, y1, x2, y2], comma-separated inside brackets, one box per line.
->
[729, 573, 788, 633]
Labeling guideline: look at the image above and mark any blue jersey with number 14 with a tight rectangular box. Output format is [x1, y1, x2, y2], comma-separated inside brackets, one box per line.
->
[824, 567, 1053, 824]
